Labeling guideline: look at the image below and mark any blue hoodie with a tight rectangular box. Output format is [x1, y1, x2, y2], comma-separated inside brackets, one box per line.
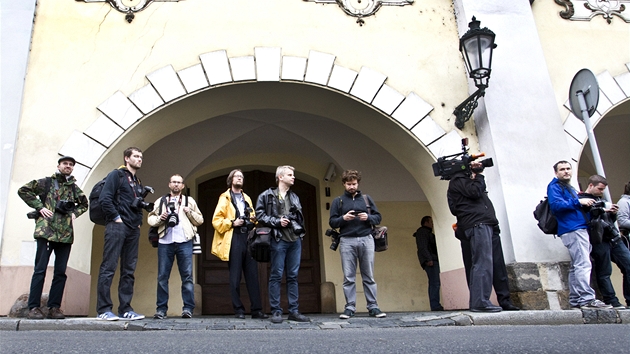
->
[547, 178, 587, 235]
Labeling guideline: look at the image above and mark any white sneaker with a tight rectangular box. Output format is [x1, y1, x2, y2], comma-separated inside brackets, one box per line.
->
[96, 311, 119, 321]
[119, 311, 145, 320]
[580, 300, 613, 309]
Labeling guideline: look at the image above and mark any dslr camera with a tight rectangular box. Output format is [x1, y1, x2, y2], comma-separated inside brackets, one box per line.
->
[131, 186, 155, 212]
[589, 201, 622, 244]
[55, 200, 77, 215]
[325, 228, 341, 251]
[285, 205, 305, 236]
[238, 207, 255, 234]
[432, 138, 493, 180]
[166, 202, 179, 228]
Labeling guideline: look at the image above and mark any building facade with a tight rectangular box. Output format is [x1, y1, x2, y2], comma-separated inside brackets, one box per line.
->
[1, 0, 628, 316]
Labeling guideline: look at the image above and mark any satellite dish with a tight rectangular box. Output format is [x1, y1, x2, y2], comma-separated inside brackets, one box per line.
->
[568, 69, 599, 120]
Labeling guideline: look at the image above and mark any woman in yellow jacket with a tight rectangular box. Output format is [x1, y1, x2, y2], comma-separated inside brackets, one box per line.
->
[211, 169, 268, 319]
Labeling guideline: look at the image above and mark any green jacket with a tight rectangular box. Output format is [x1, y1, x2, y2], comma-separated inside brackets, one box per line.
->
[18, 172, 88, 244]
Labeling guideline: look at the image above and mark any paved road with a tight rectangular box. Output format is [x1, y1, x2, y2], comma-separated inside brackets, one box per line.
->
[2, 324, 629, 353]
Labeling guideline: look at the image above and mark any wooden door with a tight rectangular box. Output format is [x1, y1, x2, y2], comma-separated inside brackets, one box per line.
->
[197, 170, 321, 314]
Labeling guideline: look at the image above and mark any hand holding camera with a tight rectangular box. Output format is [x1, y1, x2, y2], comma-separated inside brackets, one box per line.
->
[325, 228, 341, 251]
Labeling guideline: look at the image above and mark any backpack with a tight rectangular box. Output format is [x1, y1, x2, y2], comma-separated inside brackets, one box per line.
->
[89, 170, 124, 225]
[533, 197, 557, 235]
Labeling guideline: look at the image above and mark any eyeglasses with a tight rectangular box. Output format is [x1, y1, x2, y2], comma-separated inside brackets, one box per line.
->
[170, 181, 184, 184]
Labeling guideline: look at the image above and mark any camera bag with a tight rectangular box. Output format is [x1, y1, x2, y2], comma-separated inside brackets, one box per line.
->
[247, 227, 272, 262]
[362, 195, 388, 252]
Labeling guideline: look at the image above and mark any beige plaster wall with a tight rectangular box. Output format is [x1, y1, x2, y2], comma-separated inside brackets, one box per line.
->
[532, 1, 630, 120]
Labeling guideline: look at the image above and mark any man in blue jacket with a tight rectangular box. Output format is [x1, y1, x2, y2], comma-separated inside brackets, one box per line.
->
[547, 161, 611, 309]
[96, 147, 148, 321]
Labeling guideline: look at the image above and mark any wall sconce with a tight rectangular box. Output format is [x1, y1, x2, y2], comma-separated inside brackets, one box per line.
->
[324, 163, 337, 182]
[454, 17, 497, 130]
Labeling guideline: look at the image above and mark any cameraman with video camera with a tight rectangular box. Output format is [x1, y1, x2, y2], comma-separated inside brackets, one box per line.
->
[447, 159, 502, 312]
[211, 169, 266, 320]
[148, 174, 204, 319]
[18, 156, 88, 319]
[579, 175, 630, 309]
[96, 147, 150, 321]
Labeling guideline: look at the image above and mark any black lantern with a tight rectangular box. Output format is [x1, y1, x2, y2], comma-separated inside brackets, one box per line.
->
[454, 17, 497, 130]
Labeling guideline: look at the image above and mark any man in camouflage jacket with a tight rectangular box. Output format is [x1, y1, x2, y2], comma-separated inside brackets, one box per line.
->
[17, 156, 88, 319]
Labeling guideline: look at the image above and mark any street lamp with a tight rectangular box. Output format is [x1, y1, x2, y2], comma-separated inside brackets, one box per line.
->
[454, 17, 497, 130]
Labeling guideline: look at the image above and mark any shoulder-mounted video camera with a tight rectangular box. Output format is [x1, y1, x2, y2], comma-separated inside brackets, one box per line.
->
[432, 138, 494, 180]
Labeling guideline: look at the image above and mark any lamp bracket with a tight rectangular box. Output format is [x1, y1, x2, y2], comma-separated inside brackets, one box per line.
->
[453, 87, 486, 130]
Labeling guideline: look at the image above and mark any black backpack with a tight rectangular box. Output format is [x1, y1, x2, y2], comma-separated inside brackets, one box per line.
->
[89, 170, 124, 225]
[533, 197, 558, 235]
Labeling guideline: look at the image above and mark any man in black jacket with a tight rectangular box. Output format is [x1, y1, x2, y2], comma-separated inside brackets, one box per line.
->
[255, 165, 309, 324]
[329, 170, 385, 319]
[96, 147, 147, 321]
[447, 161, 501, 312]
[414, 216, 443, 311]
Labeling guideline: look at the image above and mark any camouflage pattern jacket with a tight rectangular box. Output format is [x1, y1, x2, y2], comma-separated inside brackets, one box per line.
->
[18, 173, 88, 244]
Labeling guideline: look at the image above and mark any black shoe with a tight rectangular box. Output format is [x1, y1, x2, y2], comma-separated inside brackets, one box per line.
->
[288, 312, 310, 322]
[251, 311, 269, 319]
[270, 311, 283, 324]
[501, 303, 520, 311]
[234, 313, 245, 319]
[431, 306, 445, 312]
[470, 305, 502, 312]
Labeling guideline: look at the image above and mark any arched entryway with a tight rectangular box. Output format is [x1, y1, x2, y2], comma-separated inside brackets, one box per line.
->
[197, 170, 321, 315]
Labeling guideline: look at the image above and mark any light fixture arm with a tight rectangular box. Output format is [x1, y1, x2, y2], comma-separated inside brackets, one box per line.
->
[453, 86, 486, 130]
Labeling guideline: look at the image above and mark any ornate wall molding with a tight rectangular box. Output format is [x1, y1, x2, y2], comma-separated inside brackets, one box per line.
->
[304, 0, 414, 25]
[76, 0, 182, 23]
[554, 0, 629, 24]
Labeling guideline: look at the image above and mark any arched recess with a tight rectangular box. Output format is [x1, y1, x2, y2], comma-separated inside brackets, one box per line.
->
[64, 47, 474, 315]
[561, 63, 630, 195]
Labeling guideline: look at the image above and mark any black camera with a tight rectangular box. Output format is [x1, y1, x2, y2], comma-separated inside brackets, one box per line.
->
[166, 202, 179, 228]
[55, 200, 76, 215]
[285, 206, 305, 236]
[325, 228, 341, 251]
[26, 210, 40, 219]
[238, 207, 255, 234]
[131, 186, 154, 212]
[432, 138, 494, 180]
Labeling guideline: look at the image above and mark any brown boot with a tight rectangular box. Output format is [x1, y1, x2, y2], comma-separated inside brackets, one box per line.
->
[47, 307, 65, 319]
[27, 307, 45, 320]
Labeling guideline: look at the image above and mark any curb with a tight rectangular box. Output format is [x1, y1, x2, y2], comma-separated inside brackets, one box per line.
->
[2, 309, 628, 331]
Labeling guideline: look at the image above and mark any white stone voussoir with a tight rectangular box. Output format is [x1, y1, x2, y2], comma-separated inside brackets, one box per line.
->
[84, 114, 124, 148]
[281, 56, 307, 81]
[596, 71, 626, 105]
[391, 92, 433, 129]
[349, 66, 387, 103]
[614, 72, 630, 97]
[178, 64, 209, 93]
[371, 84, 404, 115]
[304, 50, 335, 86]
[97, 91, 143, 130]
[229, 56, 256, 82]
[427, 130, 463, 158]
[255, 47, 281, 82]
[59, 131, 107, 168]
[146, 65, 186, 103]
[200, 50, 233, 86]
[328, 65, 358, 93]
[411, 115, 446, 147]
[128, 83, 165, 115]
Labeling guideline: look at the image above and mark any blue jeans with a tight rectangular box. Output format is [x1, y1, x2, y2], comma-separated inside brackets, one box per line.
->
[269, 237, 301, 314]
[592, 239, 630, 306]
[28, 238, 72, 309]
[560, 229, 595, 307]
[339, 235, 378, 312]
[96, 222, 140, 315]
[156, 240, 195, 313]
[423, 261, 442, 311]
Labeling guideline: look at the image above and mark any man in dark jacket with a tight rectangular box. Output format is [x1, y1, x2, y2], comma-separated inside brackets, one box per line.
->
[96, 147, 148, 321]
[579, 175, 629, 309]
[447, 161, 501, 312]
[255, 165, 309, 324]
[414, 216, 443, 311]
[18, 156, 88, 319]
[329, 170, 385, 319]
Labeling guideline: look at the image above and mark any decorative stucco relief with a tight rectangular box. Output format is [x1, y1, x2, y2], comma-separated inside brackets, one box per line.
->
[76, 0, 183, 23]
[304, 0, 414, 25]
[554, 0, 629, 23]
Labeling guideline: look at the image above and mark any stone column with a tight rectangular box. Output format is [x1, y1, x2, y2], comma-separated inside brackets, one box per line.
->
[452, 0, 571, 309]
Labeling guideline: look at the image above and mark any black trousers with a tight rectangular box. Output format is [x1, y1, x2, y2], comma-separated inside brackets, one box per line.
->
[28, 238, 72, 309]
[228, 231, 263, 314]
[460, 227, 512, 306]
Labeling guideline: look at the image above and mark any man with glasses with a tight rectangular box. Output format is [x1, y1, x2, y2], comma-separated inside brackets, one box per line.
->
[148, 174, 204, 319]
